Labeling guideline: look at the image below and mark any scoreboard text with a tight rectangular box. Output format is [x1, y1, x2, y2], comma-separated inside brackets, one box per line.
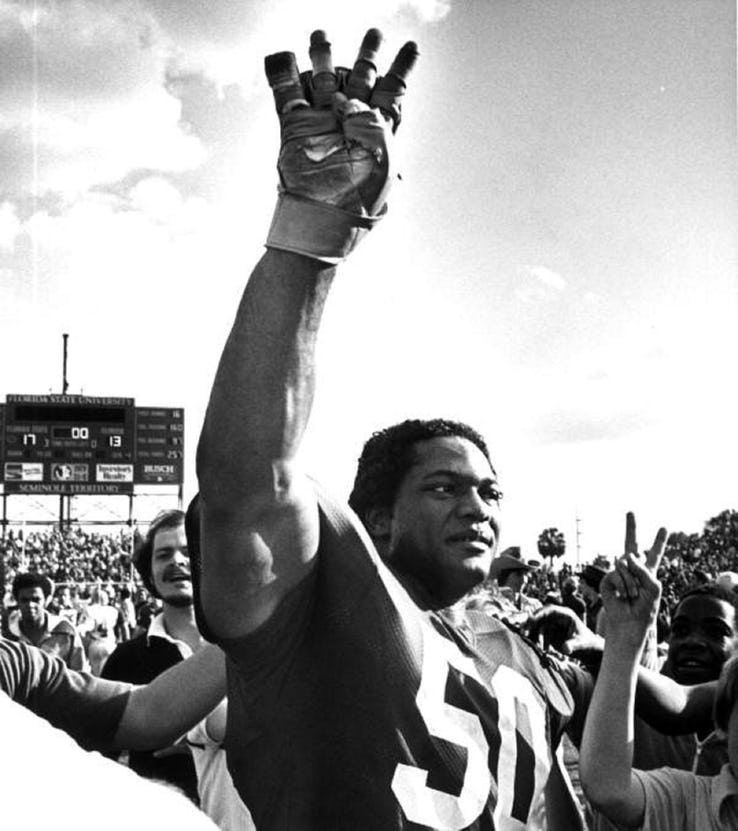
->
[0, 395, 184, 495]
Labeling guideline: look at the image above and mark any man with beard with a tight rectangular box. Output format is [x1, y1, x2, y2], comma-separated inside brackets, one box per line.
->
[102, 509, 201, 802]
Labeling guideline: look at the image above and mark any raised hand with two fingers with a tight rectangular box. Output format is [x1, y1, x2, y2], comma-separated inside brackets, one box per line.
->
[600, 512, 668, 645]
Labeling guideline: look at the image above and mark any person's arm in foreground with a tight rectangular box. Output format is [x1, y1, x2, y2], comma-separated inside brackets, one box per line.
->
[195, 30, 418, 639]
[2, 637, 225, 753]
[114, 643, 225, 750]
[580, 514, 666, 827]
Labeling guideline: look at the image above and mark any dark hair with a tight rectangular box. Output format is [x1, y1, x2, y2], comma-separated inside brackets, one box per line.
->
[12, 572, 53, 600]
[561, 577, 577, 595]
[348, 418, 495, 528]
[673, 583, 738, 617]
[133, 509, 186, 598]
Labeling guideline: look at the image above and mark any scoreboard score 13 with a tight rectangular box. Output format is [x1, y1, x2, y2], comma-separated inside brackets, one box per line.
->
[0, 394, 184, 495]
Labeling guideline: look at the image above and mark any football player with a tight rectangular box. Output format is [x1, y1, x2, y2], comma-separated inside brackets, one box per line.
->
[192, 29, 713, 830]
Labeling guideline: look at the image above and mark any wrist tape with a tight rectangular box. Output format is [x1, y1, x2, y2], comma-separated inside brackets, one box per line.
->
[266, 192, 386, 265]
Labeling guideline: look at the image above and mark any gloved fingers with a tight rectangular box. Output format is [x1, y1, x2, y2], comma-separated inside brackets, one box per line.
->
[308, 29, 338, 107]
[332, 92, 371, 120]
[345, 28, 383, 103]
[341, 103, 390, 166]
[264, 51, 309, 114]
[370, 40, 419, 130]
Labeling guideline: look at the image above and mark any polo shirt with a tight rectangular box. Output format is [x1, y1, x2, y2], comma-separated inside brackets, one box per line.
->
[101, 612, 198, 802]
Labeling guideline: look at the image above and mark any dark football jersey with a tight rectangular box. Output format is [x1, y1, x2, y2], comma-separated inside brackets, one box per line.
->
[193, 486, 590, 830]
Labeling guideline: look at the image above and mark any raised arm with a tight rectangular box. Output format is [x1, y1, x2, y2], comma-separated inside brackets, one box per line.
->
[579, 514, 666, 828]
[195, 30, 418, 639]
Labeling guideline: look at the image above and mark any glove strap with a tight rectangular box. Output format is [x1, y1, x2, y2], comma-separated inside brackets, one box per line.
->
[266, 192, 386, 265]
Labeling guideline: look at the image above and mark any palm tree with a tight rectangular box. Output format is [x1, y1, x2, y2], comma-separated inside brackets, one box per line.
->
[537, 527, 566, 566]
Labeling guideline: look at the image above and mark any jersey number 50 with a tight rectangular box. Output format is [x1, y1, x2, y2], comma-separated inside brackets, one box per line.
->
[391, 633, 550, 830]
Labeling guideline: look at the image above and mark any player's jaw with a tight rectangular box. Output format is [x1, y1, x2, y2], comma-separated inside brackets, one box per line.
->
[445, 530, 496, 581]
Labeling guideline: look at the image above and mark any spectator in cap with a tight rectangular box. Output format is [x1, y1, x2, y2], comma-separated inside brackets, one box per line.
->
[5, 573, 88, 671]
[488, 547, 542, 626]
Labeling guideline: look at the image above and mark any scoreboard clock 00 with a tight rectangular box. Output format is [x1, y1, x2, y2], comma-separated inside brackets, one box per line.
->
[0, 394, 184, 495]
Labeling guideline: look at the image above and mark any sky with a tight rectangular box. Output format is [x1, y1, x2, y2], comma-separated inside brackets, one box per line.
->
[0, 0, 736, 564]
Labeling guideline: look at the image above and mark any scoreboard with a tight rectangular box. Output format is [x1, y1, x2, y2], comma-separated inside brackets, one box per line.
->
[0, 394, 184, 495]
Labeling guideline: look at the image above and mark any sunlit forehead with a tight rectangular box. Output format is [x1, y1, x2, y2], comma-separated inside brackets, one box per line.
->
[411, 436, 497, 484]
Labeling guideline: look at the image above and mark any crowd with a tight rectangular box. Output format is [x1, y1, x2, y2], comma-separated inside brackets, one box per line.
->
[2, 26, 737, 831]
[3, 515, 736, 644]
[0, 526, 135, 588]
[2, 520, 737, 617]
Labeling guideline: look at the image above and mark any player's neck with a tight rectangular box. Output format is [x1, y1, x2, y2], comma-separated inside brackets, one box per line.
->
[395, 570, 469, 613]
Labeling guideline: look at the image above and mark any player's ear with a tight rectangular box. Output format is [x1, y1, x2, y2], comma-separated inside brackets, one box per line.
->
[363, 506, 392, 540]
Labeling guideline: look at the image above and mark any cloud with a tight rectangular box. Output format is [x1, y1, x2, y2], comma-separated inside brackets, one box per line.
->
[1, 0, 449, 206]
[136, 0, 450, 90]
[0, 1, 204, 201]
[370, 0, 451, 22]
[532, 408, 654, 445]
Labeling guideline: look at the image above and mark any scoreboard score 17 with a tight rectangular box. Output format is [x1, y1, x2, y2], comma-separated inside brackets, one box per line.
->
[0, 394, 184, 495]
